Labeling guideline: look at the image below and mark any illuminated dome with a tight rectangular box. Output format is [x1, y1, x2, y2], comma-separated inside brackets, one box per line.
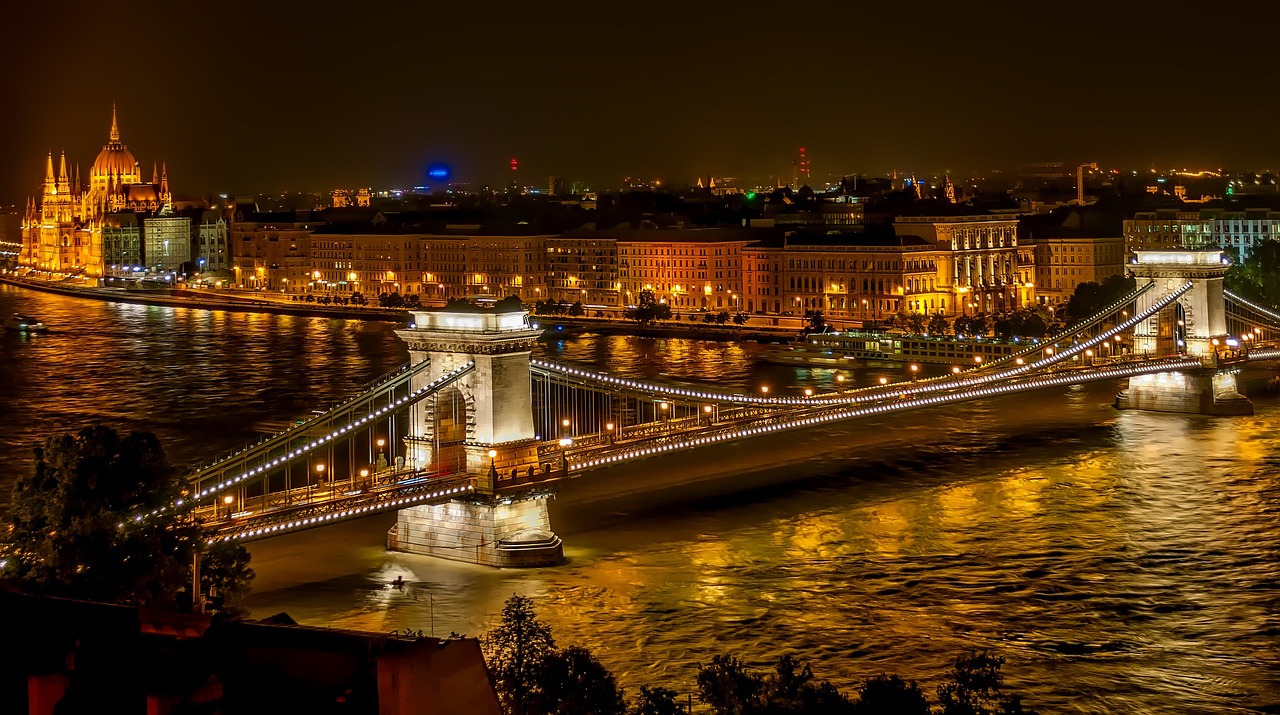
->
[89, 105, 140, 186]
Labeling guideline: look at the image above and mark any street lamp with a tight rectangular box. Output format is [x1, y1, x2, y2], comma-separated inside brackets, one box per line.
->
[760, 385, 770, 395]
[376, 438, 387, 471]
[222, 494, 234, 520]
[314, 463, 326, 500]
[909, 364, 919, 380]
[803, 388, 814, 397]
[487, 448, 498, 481]
[359, 468, 369, 489]
[878, 376, 888, 385]
[605, 422, 615, 444]
[558, 437, 572, 472]
[702, 405, 713, 424]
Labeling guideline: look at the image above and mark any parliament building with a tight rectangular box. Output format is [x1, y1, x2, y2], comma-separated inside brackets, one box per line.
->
[19, 105, 174, 277]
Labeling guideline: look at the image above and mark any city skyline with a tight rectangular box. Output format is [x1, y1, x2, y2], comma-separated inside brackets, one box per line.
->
[4, 1, 1279, 201]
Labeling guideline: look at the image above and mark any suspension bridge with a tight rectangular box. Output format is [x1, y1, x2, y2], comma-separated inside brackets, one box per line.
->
[165, 249, 1280, 567]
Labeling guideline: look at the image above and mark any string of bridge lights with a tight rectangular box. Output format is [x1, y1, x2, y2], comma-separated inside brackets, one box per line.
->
[187, 359, 428, 476]
[532, 283, 1193, 411]
[985, 282, 1155, 369]
[568, 357, 1205, 472]
[213, 483, 476, 543]
[1224, 290, 1280, 325]
[192, 362, 476, 501]
[115, 363, 475, 529]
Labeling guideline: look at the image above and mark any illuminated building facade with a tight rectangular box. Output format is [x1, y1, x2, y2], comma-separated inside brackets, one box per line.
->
[1124, 208, 1280, 263]
[102, 213, 143, 271]
[743, 234, 949, 320]
[545, 234, 620, 306]
[142, 213, 192, 272]
[894, 215, 1035, 314]
[614, 227, 748, 312]
[229, 212, 319, 291]
[19, 106, 174, 278]
[196, 210, 230, 272]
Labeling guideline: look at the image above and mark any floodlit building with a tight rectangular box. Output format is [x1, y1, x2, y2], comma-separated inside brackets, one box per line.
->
[19, 106, 174, 278]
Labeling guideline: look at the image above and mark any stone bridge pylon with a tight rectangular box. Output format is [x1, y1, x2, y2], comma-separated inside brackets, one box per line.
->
[389, 307, 564, 567]
[1116, 250, 1252, 415]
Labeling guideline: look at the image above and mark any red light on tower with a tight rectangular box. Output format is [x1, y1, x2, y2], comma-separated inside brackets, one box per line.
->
[799, 146, 810, 183]
[510, 157, 518, 172]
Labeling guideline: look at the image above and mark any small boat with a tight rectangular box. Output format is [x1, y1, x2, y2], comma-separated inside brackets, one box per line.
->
[6, 314, 47, 332]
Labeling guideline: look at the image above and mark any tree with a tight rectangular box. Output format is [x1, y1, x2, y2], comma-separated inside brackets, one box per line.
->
[936, 651, 1038, 715]
[697, 654, 763, 715]
[928, 313, 949, 336]
[854, 674, 930, 715]
[632, 686, 684, 715]
[714, 311, 731, 325]
[732, 313, 750, 326]
[1064, 274, 1136, 325]
[804, 309, 826, 333]
[628, 289, 672, 324]
[904, 313, 927, 335]
[1, 426, 253, 610]
[762, 655, 854, 714]
[495, 295, 525, 312]
[570, 301, 585, 317]
[202, 539, 256, 611]
[697, 654, 853, 715]
[534, 645, 627, 715]
[1226, 240, 1280, 307]
[484, 594, 558, 715]
[969, 312, 989, 337]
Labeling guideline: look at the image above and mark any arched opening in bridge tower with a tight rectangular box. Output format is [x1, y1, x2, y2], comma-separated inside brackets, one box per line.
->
[433, 385, 467, 473]
[1155, 302, 1186, 356]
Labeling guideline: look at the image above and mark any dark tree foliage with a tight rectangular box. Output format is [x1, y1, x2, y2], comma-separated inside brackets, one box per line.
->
[1, 426, 253, 610]
[853, 674, 930, 715]
[991, 308, 1051, 340]
[697, 654, 853, 715]
[697, 654, 764, 715]
[732, 313, 750, 326]
[494, 295, 525, 312]
[1064, 274, 1136, 325]
[762, 655, 855, 714]
[627, 289, 672, 324]
[928, 312, 950, 336]
[569, 301, 585, 317]
[804, 309, 826, 333]
[534, 645, 628, 715]
[1225, 240, 1280, 307]
[483, 594, 557, 715]
[904, 313, 927, 334]
[631, 685, 684, 715]
[936, 651, 1038, 715]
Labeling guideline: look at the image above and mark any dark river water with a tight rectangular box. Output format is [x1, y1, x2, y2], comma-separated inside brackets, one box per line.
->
[1, 284, 1277, 714]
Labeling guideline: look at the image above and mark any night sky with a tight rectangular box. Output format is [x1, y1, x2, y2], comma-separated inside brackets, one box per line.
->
[2, 0, 1277, 201]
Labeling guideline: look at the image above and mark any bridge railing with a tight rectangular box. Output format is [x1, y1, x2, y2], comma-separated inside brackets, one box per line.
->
[564, 355, 1206, 474]
[188, 362, 475, 501]
[210, 474, 477, 542]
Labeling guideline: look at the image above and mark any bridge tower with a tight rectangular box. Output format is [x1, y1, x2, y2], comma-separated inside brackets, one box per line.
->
[1116, 250, 1252, 415]
[389, 307, 564, 567]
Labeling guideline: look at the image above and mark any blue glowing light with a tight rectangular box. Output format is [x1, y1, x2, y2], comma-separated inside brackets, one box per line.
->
[427, 163, 451, 181]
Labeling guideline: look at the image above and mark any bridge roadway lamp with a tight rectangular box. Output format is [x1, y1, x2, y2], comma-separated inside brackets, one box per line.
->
[222, 495, 234, 520]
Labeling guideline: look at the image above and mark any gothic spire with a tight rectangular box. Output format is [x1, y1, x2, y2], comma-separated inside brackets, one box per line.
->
[110, 102, 120, 143]
[161, 162, 169, 195]
[152, 162, 158, 185]
[45, 151, 54, 184]
[58, 151, 68, 182]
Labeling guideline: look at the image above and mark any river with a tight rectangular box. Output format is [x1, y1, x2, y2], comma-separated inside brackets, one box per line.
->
[0, 284, 1276, 714]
